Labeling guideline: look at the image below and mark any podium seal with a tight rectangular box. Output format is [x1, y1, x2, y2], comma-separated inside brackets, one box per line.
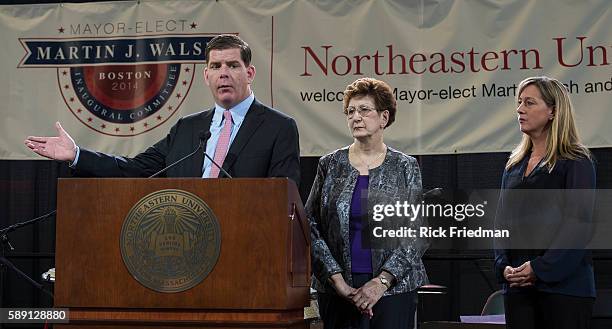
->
[120, 189, 221, 293]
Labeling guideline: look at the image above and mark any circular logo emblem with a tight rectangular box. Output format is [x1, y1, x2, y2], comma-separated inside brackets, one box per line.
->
[58, 63, 195, 136]
[120, 189, 221, 293]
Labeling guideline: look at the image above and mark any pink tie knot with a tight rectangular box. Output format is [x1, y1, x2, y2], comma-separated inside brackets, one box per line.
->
[223, 110, 233, 123]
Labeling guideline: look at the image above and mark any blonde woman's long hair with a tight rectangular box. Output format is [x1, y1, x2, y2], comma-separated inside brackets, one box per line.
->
[506, 76, 591, 171]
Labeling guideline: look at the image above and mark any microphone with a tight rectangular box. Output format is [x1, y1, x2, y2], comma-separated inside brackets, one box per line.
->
[423, 188, 443, 199]
[148, 131, 207, 178]
[200, 131, 234, 179]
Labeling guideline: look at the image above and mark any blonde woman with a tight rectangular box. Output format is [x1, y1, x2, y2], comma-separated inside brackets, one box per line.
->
[494, 76, 595, 329]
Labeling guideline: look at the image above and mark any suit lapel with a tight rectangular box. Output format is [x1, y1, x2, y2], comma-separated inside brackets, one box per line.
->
[190, 109, 214, 177]
[222, 100, 265, 172]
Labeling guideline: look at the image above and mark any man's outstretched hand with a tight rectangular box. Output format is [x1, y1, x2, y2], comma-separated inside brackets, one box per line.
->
[25, 122, 77, 162]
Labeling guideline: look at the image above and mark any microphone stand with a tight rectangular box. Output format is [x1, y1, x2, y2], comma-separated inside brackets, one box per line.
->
[0, 210, 56, 237]
[0, 211, 57, 302]
[204, 152, 233, 179]
[148, 131, 233, 179]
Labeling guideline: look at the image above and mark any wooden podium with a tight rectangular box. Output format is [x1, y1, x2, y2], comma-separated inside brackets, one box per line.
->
[54, 178, 310, 329]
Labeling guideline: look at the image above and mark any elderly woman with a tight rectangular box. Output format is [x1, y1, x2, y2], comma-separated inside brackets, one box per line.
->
[494, 76, 596, 329]
[306, 77, 428, 329]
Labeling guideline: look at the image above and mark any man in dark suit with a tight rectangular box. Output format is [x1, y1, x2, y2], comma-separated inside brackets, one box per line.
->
[25, 35, 300, 185]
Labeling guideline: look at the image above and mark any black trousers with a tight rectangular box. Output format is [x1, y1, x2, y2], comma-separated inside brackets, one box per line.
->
[318, 273, 417, 329]
[504, 290, 594, 329]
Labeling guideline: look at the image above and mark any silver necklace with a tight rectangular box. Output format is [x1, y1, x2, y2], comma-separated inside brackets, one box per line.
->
[351, 144, 386, 170]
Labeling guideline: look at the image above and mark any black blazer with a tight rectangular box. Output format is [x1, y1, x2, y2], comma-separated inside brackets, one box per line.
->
[494, 155, 596, 297]
[74, 99, 301, 185]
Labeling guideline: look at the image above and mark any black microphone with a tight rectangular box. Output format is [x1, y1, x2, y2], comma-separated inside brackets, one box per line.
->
[199, 130, 211, 143]
[200, 131, 234, 179]
[148, 131, 207, 178]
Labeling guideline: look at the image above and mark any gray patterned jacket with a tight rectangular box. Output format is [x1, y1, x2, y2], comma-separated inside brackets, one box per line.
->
[305, 146, 429, 296]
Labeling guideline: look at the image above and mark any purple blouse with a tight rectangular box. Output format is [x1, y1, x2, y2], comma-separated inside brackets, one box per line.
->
[349, 175, 372, 273]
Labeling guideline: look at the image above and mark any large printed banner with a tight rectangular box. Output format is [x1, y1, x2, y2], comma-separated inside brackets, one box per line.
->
[1, 0, 610, 159]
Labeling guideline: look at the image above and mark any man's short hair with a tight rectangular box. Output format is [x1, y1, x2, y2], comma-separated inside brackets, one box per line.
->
[205, 34, 252, 66]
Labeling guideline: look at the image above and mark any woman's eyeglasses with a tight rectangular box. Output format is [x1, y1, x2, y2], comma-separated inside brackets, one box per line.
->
[345, 106, 376, 118]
